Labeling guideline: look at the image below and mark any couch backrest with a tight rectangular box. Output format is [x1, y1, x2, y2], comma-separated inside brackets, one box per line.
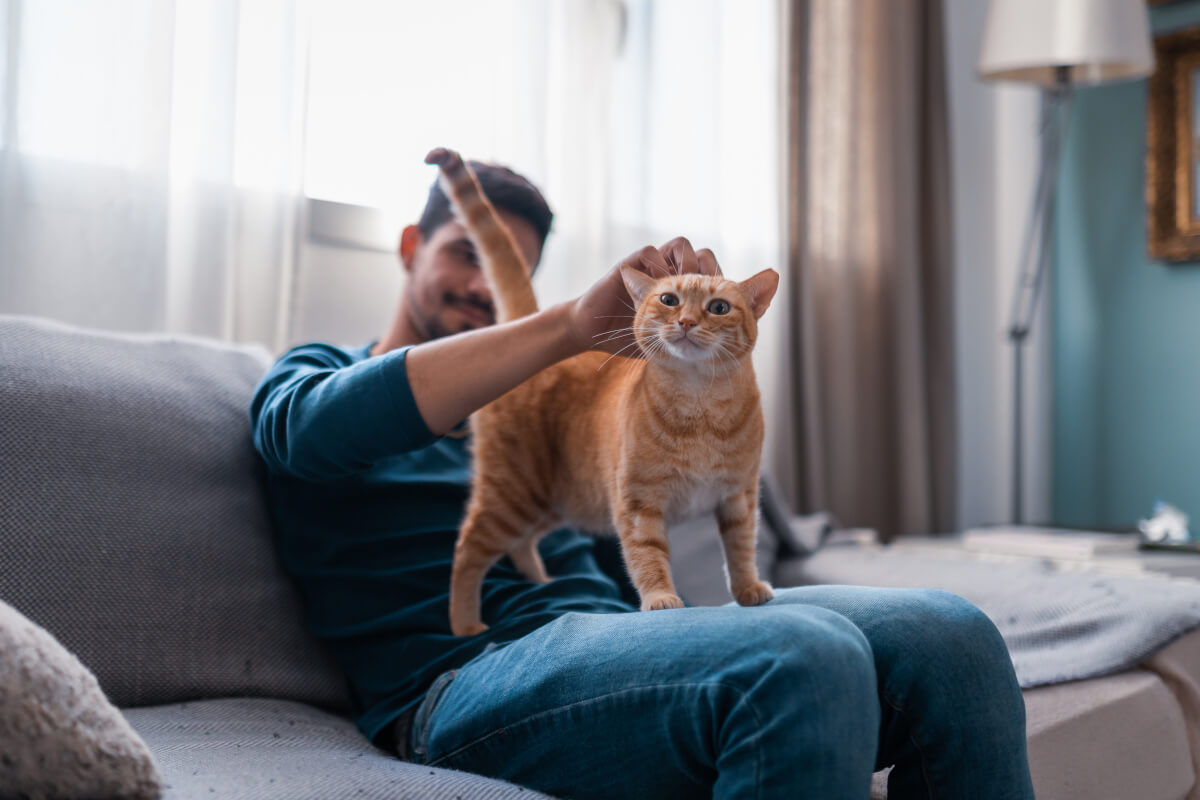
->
[0, 315, 351, 712]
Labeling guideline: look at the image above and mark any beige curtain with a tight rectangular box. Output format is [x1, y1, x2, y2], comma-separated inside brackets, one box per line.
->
[772, 0, 955, 540]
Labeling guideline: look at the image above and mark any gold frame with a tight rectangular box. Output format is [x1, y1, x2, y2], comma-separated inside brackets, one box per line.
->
[1147, 26, 1200, 261]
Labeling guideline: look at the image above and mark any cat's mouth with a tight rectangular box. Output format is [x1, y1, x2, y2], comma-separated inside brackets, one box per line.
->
[662, 331, 712, 361]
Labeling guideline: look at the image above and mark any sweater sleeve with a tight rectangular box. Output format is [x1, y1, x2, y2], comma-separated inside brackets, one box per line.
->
[249, 343, 438, 480]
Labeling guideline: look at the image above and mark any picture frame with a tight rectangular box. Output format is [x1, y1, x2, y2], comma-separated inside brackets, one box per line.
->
[1147, 25, 1200, 262]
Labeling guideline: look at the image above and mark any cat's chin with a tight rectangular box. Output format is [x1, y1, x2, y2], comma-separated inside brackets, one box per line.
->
[661, 337, 716, 364]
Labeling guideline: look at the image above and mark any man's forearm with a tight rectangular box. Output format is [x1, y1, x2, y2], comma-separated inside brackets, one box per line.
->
[405, 302, 584, 436]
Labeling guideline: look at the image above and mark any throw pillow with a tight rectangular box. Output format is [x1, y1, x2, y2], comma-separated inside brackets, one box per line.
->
[0, 599, 162, 800]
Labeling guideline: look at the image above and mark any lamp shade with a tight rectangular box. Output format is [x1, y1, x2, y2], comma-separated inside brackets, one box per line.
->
[979, 0, 1154, 86]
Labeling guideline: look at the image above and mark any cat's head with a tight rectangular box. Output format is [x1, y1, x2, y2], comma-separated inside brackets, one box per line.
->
[620, 266, 779, 365]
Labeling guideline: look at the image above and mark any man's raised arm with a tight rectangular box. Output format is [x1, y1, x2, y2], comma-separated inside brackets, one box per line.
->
[250, 240, 713, 480]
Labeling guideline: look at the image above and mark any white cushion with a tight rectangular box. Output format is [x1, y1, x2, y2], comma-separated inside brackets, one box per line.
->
[0, 598, 162, 800]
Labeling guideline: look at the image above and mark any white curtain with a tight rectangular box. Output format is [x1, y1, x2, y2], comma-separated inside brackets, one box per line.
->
[296, 0, 778, 304]
[533, 0, 782, 314]
[1, 0, 780, 357]
[0, 0, 307, 349]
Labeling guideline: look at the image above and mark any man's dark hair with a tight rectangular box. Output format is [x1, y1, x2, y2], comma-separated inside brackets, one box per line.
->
[417, 161, 554, 249]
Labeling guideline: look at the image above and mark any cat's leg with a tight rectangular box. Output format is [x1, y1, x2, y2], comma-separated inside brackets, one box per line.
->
[615, 505, 684, 611]
[716, 487, 774, 606]
[508, 534, 552, 584]
[450, 499, 520, 637]
[450, 542, 502, 637]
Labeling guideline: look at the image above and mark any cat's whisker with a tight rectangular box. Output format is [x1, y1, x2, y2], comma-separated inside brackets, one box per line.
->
[593, 325, 654, 347]
[597, 340, 645, 371]
[593, 328, 637, 342]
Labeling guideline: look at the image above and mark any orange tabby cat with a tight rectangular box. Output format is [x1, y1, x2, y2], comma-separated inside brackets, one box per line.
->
[425, 147, 779, 636]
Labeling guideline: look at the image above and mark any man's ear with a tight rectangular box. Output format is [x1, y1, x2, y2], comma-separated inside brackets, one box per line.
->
[620, 264, 658, 305]
[399, 225, 422, 274]
[739, 269, 780, 319]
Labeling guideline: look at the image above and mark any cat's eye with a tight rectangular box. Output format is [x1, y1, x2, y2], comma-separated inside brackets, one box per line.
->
[659, 293, 680, 307]
[707, 299, 731, 315]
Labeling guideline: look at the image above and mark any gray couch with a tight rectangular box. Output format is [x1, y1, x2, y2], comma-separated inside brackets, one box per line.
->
[0, 315, 551, 799]
[3, 313, 1199, 800]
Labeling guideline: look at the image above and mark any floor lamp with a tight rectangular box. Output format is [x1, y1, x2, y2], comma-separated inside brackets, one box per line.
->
[978, 0, 1154, 524]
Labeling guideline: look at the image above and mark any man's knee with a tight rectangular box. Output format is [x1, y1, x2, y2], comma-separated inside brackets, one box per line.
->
[737, 606, 877, 700]
[906, 589, 1011, 664]
[880, 590, 1023, 722]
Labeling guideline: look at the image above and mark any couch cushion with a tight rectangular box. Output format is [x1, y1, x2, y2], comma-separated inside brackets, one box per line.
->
[1023, 670, 1194, 800]
[869, 668, 1196, 800]
[0, 315, 349, 712]
[125, 697, 553, 799]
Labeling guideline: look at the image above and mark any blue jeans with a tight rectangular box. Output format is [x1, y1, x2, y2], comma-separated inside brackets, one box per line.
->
[405, 586, 1035, 800]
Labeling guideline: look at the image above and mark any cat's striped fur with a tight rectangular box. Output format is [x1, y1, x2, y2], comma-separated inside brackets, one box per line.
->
[425, 147, 778, 636]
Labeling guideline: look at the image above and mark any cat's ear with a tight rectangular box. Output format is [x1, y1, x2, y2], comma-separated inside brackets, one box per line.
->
[620, 265, 658, 305]
[739, 269, 780, 319]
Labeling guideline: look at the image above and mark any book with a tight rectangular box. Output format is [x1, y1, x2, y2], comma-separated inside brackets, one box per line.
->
[961, 526, 1140, 560]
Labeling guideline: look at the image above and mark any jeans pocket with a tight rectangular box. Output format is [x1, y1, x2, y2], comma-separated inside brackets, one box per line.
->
[410, 668, 458, 763]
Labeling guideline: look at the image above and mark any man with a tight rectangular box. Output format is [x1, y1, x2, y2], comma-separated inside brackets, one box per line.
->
[250, 162, 1035, 799]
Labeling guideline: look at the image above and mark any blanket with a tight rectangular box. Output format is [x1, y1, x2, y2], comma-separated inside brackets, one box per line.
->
[775, 538, 1200, 687]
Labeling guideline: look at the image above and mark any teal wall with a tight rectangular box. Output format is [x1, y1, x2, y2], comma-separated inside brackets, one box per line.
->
[1053, 2, 1200, 527]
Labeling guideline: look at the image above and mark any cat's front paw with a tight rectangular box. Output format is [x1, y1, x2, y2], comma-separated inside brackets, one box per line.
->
[734, 581, 775, 606]
[641, 592, 685, 612]
[451, 619, 490, 637]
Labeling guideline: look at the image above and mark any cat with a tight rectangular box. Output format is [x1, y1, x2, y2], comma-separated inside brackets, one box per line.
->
[425, 147, 780, 636]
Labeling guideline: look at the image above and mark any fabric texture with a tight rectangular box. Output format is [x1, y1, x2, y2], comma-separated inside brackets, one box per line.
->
[1022, 669, 1195, 800]
[773, 0, 956, 539]
[0, 315, 350, 712]
[775, 539, 1200, 687]
[1143, 629, 1200, 800]
[871, 665, 1200, 800]
[0, 598, 162, 800]
[124, 697, 551, 800]
[410, 587, 1033, 800]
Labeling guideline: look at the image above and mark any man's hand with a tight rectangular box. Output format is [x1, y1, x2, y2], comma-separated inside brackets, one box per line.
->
[568, 238, 723, 357]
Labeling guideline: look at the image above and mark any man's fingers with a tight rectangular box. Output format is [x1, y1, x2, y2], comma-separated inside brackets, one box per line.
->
[696, 248, 723, 277]
[631, 245, 672, 278]
[661, 237, 700, 275]
[616, 240, 716, 281]
[616, 246, 671, 280]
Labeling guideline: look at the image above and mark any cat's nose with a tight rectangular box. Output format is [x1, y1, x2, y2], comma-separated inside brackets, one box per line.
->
[678, 318, 696, 331]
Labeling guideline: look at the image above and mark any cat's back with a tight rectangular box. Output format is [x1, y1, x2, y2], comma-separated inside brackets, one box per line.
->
[512, 351, 643, 529]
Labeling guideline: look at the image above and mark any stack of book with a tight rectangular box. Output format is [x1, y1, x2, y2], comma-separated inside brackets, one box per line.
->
[960, 526, 1140, 560]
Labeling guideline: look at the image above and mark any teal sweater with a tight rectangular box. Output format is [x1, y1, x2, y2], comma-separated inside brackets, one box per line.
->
[249, 342, 633, 744]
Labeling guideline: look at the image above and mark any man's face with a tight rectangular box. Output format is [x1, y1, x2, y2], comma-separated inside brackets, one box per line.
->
[403, 211, 543, 342]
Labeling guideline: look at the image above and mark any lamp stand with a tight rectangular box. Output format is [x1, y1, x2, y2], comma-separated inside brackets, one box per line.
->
[1009, 66, 1073, 525]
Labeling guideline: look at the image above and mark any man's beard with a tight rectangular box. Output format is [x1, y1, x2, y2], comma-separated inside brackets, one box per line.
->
[407, 285, 494, 341]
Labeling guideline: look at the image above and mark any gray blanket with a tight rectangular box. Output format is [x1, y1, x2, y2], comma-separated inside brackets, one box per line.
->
[775, 540, 1200, 688]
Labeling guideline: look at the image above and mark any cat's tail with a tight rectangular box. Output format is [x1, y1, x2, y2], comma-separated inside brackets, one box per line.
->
[425, 147, 538, 322]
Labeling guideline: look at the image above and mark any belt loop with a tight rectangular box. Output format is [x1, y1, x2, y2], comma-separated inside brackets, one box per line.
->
[409, 668, 458, 763]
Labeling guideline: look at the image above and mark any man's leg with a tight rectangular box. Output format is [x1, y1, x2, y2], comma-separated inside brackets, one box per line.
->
[413, 605, 880, 800]
[765, 586, 1036, 800]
